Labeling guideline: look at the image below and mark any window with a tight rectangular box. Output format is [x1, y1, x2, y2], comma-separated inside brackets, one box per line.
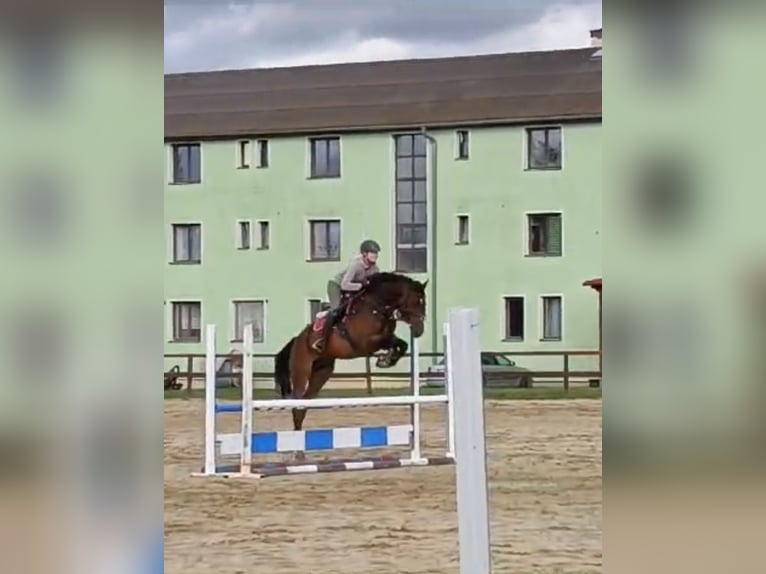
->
[237, 220, 251, 250]
[394, 134, 428, 272]
[309, 219, 341, 261]
[309, 137, 340, 178]
[12, 33, 66, 108]
[233, 300, 265, 342]
[456, 214, 470, 245]
[527, 213, 562, 256]
[527, 127, 561, 170]
[171, 143, 201, 183]
[257, 221, 270, 250]
[257, 139, 269, 168]
[172, 223, 201, 263]
[504, 297, 524, 341]
[542, 296, 562, 341]
[172, 302, 201, 342]
[456, 130, 470, 160]
[308, 299, 324, 320]
[237, 140, 251, 169]
[493, 354, 515, 367]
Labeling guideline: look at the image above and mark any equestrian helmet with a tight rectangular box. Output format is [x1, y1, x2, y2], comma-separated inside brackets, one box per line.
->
[360, 239, 381, 254]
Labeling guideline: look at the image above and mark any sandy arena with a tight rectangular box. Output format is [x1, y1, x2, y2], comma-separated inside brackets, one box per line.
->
[164, 398, 602, 574]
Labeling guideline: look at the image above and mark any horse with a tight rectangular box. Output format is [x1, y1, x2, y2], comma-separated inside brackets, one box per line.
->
[274, 272, 428, 436]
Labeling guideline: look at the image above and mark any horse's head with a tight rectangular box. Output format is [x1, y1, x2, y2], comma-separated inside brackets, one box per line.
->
[365, 273, 428, 337]
[398, 278, 428, 337]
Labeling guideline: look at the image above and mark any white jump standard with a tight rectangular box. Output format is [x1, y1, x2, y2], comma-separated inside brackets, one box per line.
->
[193, 308, 493, 574]
[196, 324, 456, 478]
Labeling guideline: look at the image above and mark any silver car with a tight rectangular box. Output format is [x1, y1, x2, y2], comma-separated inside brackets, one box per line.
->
[425, 352, 534, 388]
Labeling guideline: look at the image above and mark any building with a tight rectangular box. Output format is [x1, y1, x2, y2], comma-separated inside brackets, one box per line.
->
[164, 41, 602, 371]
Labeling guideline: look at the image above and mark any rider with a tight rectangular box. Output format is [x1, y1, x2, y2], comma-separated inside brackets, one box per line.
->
[312, 239, 381, 352]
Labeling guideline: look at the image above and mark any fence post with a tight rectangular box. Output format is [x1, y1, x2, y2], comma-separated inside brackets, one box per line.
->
[186, 356, 194, 392]
[563, 353, 570, 392]
[365, 356, 373, 395]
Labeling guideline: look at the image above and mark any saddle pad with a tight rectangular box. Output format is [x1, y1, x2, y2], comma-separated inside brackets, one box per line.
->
[312, 313, 328, 332]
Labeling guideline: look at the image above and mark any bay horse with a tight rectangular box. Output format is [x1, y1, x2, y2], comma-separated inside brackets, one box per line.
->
[274, 272, 427, 435]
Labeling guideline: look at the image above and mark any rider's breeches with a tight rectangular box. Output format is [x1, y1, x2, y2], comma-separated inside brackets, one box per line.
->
[327, 280, 343, 308]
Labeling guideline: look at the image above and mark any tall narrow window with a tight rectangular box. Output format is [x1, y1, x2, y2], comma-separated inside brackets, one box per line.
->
[527, 213, 562, 256]
[456, 215, 470, 245]
[257, 139, 269, 168]
[171, 223, 201, 263]
[172, 302, 201, 342]
[237, 140, 251, 169]
[504, 297, 524, 341]
[542, 296, 562, 340]
[309, 137, 340, 178]
[237, 220, 251, 250]
[394, 134, 428, 272]
[257, 221, 270, 250]
[171, 143, 201, 183]
[456, 130, 470, 160]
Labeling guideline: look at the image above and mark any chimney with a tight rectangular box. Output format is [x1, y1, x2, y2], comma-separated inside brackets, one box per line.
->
[590, 28, 602, 47]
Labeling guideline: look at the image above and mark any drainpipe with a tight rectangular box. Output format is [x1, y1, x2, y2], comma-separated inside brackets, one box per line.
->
[421, 127, 438, 359]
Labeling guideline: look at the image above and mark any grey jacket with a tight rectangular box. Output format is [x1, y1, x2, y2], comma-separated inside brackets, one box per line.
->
[332, 255, 380, 292]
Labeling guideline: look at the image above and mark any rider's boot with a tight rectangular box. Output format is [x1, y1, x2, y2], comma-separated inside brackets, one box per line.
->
[310, 307, 338, 353]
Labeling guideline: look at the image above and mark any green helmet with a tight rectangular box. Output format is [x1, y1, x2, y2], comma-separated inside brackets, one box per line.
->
[360, 239, 381, 254]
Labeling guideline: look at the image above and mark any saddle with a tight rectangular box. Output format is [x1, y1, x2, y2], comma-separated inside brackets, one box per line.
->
[309, 291, 361, 352]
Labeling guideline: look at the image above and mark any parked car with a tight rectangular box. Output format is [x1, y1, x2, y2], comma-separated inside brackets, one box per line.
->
[426, 352, 534, 388]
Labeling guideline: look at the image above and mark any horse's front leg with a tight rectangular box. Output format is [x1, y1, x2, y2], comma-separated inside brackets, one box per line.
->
[375, 335, 408, 368]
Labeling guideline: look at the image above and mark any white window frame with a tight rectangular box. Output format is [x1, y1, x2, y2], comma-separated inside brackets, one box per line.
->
[306, 135, 342, 179]
[256, 219, 271, 250]
[167, 141, 203, 184]
[455, 213, 471, 245]
[256, 139, 270, 168]
[454, 129, 471, 160]
[229, 299, 267, 343]
[235, 139, 252, 169]
[169, 221, 203, 264]
[305, 217, 343, 261]
[538, 294, 564, 342]
[166, 298, 204, 343]
[500, 295, 526, 342]
[235, 219, 252, 250]
[522, 210, 564, 257]
[521, 124, 564, 171]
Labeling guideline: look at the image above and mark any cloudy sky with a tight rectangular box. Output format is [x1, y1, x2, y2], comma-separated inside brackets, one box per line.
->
[165, 1, 602, 73]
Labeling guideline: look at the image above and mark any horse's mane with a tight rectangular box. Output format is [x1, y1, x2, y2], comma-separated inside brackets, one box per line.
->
[366, 272, 421, 289]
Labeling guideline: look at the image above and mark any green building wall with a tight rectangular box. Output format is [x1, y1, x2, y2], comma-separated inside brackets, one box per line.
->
[164, 121, 601, 374]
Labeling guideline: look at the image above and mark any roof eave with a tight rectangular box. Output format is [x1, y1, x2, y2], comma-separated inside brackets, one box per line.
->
[164, 112, 603, 141]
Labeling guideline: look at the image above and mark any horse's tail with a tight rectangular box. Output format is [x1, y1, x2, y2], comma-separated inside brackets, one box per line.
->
[274, 337, 295, 398]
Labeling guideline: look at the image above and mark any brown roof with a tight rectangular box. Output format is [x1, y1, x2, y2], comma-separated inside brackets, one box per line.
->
[165, 47, 602, 140]
[583, 278, 603, 291]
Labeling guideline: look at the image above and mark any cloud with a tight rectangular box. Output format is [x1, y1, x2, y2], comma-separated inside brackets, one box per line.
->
[165, 1, 602, 73]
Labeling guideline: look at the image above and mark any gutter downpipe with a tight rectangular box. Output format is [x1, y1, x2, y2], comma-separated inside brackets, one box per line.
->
[421, 127, 438, 360]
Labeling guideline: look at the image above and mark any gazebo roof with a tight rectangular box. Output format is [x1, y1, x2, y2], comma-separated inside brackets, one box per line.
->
[582, 277, 602, 291]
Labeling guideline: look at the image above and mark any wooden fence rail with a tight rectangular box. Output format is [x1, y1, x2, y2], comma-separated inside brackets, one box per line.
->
[164, 350, 601, 394]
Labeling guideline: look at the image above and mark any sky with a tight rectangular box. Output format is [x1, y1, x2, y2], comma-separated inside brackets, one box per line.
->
[164, 0, 602, 73]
